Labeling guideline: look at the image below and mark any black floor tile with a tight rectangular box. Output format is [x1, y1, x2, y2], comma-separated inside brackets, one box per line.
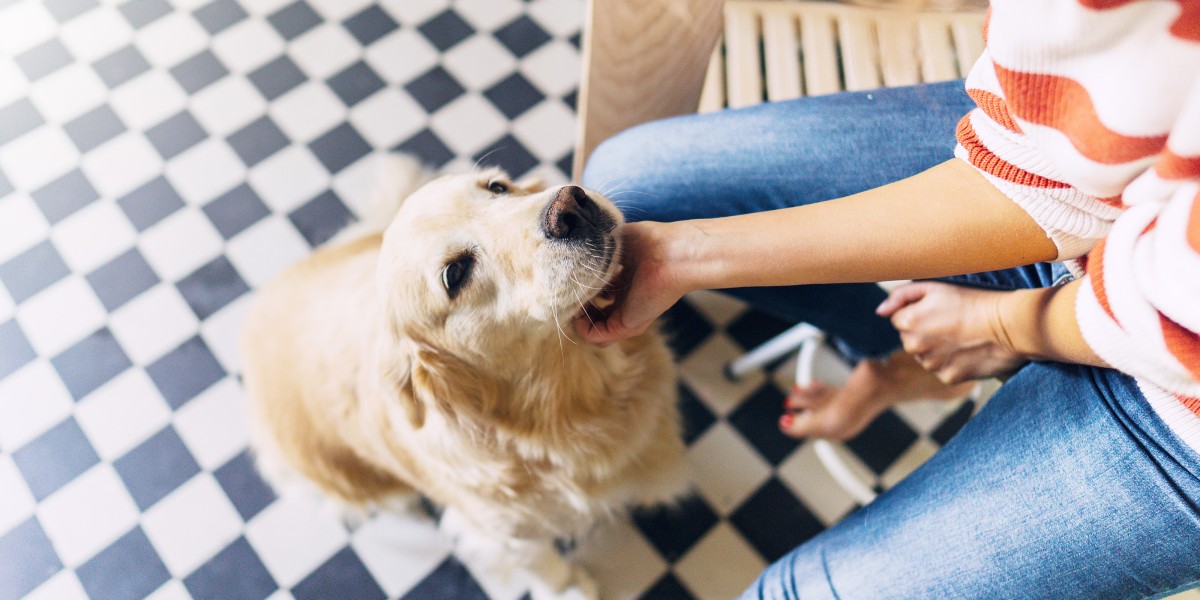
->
[659, 299, 713, 359]
[342, 4, 397, 47]
[62, 104, 126, 153]
[226, 115, 289, 167]
[170, 50, 229, 94]
[192, 0, 248, 35]
[0, 518, 63, 600]
[729, 478, 824, 562]
[31, 168, 99, 224]
[266, 0, 320, 41]
[202, 183, 270, 239]
[0, 240, 71, 304]
[638, 573, 696, 600]
[307, 122, 372, 174]
[293, 547, 385, 600]
[12, 417, 100, 500]
[0, 320, 36, 381]
[726, 383, 799, 466]
[43, 0, 97, 23]
[116, 176, 185, 231]
[844, 409, 919, 475]
[213, 451, 276, 521]
[184, 537, 277, 600]
[404, 66, 465, 113]
[399, 557, 489, 600]
[145, 335, 227, 409]
[417, 9, 474, 52]
[85, 247, 159, 311]
[50, 327, 132, 400]
[678, 381, 716, 445]
[632, 494, 719, 563]
[493, 15, 551, 58]
[472, 134, 538, 178]
[393, 128, 454, 168]
[118, 0, 172, 28]
[15, 38, 73, 81]
[76, 527, 170, 600]
[326, 61, 385, 107]
[113, 426, 201, 510]
[288, 190, 353, 247]
[175, 255, 250, 320]
[144, 110, 207, 159]
[484, 72, 544, 119]
[931, 398, 977, 447]
[92, 44, 151, 89]
[0, 98, 45, 147]
[247, 55, 306, 101]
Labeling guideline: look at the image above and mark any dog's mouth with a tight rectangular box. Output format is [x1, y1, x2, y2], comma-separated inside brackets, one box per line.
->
[571, 228, 622, 321]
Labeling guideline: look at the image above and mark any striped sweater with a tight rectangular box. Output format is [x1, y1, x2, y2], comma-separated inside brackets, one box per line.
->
[954, 0, 1200, 450]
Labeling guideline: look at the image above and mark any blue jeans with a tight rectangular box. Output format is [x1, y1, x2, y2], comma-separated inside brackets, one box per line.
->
[582, 81, 1200, 598]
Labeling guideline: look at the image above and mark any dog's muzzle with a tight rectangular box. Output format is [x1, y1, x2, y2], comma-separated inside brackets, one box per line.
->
[541, 185, 614, 241]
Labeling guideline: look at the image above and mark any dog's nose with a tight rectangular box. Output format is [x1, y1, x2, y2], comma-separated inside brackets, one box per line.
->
[543, 185, 598, 240]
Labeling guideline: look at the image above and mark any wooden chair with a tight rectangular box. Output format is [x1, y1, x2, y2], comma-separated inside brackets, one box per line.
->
[572, 0, 987, 505]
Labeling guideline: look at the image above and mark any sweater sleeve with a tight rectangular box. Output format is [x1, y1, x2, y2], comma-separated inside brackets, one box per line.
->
[954, 0, 1200, 399]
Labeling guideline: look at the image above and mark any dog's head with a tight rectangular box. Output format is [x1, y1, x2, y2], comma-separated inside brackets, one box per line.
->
[375, 168, 624, 428]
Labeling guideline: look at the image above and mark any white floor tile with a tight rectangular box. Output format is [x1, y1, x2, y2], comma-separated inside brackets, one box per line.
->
[109, 71, 190, 132]
[527, 0, 586, 37]
[108, 284, 200, 365]
[137, 208, 224, 282]
[442, 36, 517, 91]
[24, 570, 88, 600]
[211, 18, 285, 74]
[27, 64, 109, 125]
[51, 201, 138, 274]
[512, 100, 575, 160]
[58, 6, 133, 63]
[453, 0, 523, 32]
[0, 127, 80, 191]
[351, 512, 453, 599]
[0, 361, 73, 451]
[348, 88, 426, 150]
[75, 369, 173, 461]
[429, 94, 507, 155]
[0, 455, 36, 538]
[308, 0, 374, 20]
[679, 334, 768, 417]
[245, 145, 330, 213]
[0, 58, 29, 108]
[135, 12, 210, 69]
[776, 443, 858, 526]
[37, 464, 140, 567]
[0, 1, 57, 57]
[16, 276, 107, 358]
[189, 76, 268, 137]
[573, 517, 668, 600]
[363, 28, 438, 85]
[0, 194, 50, 264]
[143, 579, 191, 600]
[245, 494, 350, 587]
[686, 423, 773, 516]
[199, 294, 251, 374]
[520, 40, 580, 98]
[163, 139, 247, 206]
[673, 523, 765, 600]
[79, 132, 164, 199]
[377, 0, 448, 26]
[269, 82, 348, 144]
[173, 378, 248, 471]
[224, 215, 311, 288]
[142, 474, 243, 577]
[288, 23, 360, 80]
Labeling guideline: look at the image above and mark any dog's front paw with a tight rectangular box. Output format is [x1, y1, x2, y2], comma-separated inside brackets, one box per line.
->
[528, 567, 598, 600]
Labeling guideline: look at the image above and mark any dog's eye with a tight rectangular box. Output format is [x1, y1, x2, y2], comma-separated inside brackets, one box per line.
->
[486, 180, 509, 195]
[441, 256, 473, 298]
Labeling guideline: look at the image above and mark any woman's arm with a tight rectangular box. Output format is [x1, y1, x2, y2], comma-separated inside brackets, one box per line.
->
[578, 158, 1058, 344]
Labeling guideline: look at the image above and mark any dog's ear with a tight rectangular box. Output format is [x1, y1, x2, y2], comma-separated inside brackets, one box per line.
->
[409, 346, 509, 428]
[375, 335, 426, 430]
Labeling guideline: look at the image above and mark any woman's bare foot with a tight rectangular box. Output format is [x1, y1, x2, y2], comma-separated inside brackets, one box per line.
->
[779, 349, 975, 440]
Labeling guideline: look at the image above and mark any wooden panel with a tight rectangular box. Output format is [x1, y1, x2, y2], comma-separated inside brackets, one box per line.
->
[698, 42, 727, 113]
[724, 6, 763, 108]
[761, 12, 802, 102]
[836, 14, 881, 91]
[950, 15, 985, 76]
[800, 11, 841, 96]
[572, 0, 724, 180]
[876, 15, 920, 87]
[916, 18, 957, 82]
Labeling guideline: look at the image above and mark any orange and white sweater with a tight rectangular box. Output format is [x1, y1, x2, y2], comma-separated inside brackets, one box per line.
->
[955, 0, 1200, 450]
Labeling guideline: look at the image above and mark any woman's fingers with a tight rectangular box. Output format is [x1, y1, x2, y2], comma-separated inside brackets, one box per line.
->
[876, 282, 931, 317]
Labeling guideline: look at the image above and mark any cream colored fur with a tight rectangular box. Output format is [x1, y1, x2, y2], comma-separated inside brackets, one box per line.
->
[241, 156, 689, 598]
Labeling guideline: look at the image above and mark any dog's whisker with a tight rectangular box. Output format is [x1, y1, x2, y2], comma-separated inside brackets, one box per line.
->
[472, 146, 506, 171]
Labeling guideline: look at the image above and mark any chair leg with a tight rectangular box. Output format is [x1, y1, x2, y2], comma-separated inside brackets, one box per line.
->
[724, 322, 823, 380]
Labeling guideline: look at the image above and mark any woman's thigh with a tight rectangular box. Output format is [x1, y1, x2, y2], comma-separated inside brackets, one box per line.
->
[741, 362, 1200, 599]
[582, 80, 976, 222]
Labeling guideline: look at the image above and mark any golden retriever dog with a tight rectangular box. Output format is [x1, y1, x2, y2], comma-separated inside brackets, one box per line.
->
[241, 156, 689, 599]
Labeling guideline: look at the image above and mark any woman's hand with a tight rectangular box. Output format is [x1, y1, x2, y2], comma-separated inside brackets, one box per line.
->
[875, 281, 1027, 384]
[574, 221, 695, 345]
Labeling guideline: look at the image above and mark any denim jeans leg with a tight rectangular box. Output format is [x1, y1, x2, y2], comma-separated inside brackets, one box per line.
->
[582, 80, 977, 357]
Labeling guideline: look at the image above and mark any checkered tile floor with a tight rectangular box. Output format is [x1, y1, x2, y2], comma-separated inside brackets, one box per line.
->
[0, 0, 977, 598]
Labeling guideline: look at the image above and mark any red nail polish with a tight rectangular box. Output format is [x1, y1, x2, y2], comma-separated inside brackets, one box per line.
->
[780, 414, 793, 429]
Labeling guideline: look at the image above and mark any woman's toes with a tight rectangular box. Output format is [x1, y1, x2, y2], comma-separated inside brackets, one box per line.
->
[785, 381, 830, 410]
